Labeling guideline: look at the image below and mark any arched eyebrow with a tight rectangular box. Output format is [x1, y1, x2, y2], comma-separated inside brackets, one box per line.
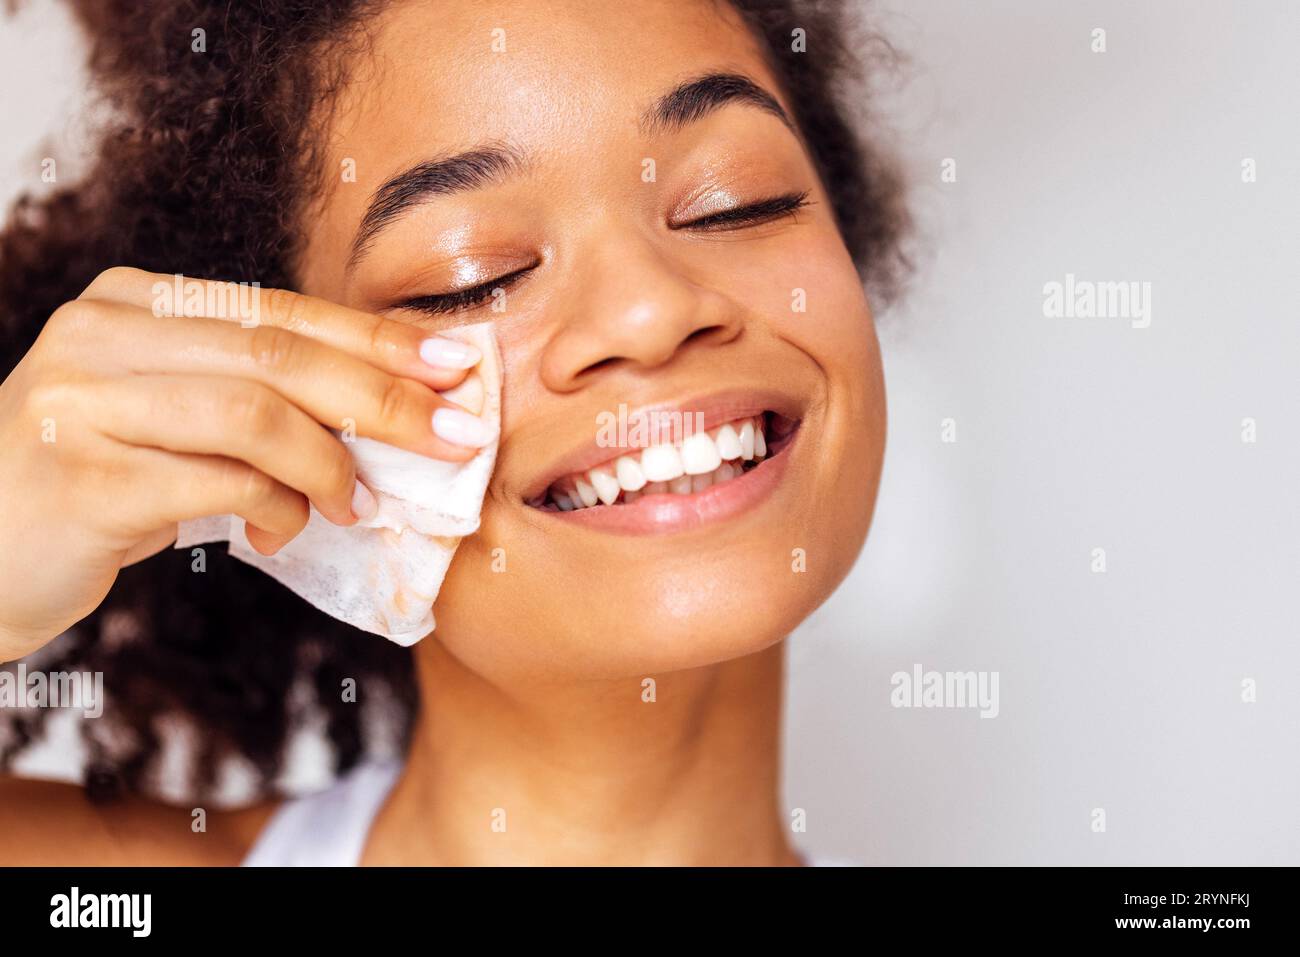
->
[347, 72, 793, 270]
[348, 143, 525, 269]
[640, 71, 793, 135]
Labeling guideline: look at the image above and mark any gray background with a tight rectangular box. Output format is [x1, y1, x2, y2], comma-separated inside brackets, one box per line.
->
[2, 1, 1296, 863]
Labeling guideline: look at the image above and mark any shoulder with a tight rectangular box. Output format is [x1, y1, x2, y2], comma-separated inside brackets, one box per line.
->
[0, 774, 279, 866]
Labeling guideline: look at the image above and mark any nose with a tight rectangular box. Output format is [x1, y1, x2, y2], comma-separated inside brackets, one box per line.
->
[538, 238, 743, 392]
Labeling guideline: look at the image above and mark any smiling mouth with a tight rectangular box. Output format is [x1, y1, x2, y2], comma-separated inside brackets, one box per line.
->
[526, 410, 801, 512]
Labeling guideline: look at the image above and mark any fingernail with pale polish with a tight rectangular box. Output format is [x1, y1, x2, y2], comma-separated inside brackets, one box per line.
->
[419, 336, 481, 370]
[432, 407, 497, 447]
[351, 480, 378, 521]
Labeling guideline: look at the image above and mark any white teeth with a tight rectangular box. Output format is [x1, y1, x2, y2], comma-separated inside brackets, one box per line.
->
[680, 429, 722, 475]
[589, 467, 621, 505]
[714, 423, 743, 460]
[640, 444, 685, 482]
[574, 477, 598, 508]
[615, 455, 647, 491]
[547, 413, 779, 510]
[738, 420, 756, 459]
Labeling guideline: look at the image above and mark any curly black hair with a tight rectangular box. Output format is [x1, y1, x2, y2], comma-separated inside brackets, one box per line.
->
[0, 0, 909, 802]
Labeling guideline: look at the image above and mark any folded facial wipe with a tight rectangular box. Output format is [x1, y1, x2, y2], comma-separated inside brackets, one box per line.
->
[175, 321, 501, 646]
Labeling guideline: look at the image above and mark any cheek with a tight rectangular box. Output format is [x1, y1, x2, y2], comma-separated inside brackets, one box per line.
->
[779, 227, 884, 450]
[737, 223, 885, 481]
[427, 525, 557, 679]
[750, 227, 887, 589]
[764, 228, 878, 370]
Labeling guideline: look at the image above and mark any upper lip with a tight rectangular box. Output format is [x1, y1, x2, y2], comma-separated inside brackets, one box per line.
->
[520, 387, 806, 502]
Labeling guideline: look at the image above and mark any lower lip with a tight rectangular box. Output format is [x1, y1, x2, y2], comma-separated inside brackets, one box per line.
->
[538, 433, 796, 535]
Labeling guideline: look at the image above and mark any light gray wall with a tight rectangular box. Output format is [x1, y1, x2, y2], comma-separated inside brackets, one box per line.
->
[2, 1, 1296, 862]
[785, 0, 1298, 864]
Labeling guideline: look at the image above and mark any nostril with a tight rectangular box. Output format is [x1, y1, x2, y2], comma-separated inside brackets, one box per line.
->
[571, 324, 736, 380]
[577, 355, 622, 378]
[683, 324, 729, 346]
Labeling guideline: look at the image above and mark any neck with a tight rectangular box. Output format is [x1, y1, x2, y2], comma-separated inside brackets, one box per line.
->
[364, 639, 799, 866]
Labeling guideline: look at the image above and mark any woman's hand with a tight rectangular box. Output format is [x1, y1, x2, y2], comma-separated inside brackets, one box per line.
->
[0, 266, 492, 662]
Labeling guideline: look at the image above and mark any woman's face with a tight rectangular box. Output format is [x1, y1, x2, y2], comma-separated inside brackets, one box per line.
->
[298, 0, 885, 681]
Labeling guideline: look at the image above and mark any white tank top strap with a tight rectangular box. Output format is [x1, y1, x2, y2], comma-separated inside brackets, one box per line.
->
[241, 759, 403, 867]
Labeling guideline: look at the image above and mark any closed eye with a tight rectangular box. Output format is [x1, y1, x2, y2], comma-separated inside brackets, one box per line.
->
[675, 190, 811, 231]
[395, 191, 810, 317]
[396, 264, 534, 316]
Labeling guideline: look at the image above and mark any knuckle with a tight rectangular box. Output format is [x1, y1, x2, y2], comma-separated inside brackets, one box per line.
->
[45, 301, 97, 340]
[100, 265, 143, 284]
[24, 378, 84, 419]
[364, 313, 403, 362]
[231, 462, 278, 510]
[318, 441, 356, 501]
[224, 384, 280, 435]
[375, 375, 412, 428]
[262, 286, 307, 331]
[82, 265, 143, 299]
[246, 325, 302, 373]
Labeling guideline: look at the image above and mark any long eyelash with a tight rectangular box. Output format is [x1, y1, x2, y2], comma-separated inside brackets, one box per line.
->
[681, 190, 812, 230]
[398, 266, 532, 316]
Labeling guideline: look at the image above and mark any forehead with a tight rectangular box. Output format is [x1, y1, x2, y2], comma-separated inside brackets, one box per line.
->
[311, 0, 781, 207]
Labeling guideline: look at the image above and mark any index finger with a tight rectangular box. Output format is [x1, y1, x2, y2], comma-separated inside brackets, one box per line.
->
[79, 267, 478, 391]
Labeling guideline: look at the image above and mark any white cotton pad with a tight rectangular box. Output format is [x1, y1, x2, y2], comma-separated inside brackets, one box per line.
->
[175, 321, 502, 645]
